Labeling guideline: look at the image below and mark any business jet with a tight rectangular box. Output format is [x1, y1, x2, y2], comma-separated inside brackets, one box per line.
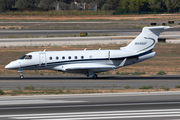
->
[5, 26, 170, 79]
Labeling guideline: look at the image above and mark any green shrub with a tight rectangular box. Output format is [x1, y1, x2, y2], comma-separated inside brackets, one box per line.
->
[175, 85, 180, 88]
[161, 85, 170, 91]
[120, 72, 130, 75]
[157, 71, 166, 75]
[58, 89, 63, 93]
[9, 27, 15, 29]
[139, 86, 153, 89]
[0, 89, 4, 95]
[24, 85, 35, 90]
[132, 72, 146, 75]
[124, 85, 131, 89]
[115, 71, 120, 75]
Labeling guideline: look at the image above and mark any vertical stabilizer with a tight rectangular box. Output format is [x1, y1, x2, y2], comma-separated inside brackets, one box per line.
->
[124, 26, 170, 53]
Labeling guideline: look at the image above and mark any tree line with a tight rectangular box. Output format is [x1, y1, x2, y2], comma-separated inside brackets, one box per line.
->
[0, 0, 180, 14]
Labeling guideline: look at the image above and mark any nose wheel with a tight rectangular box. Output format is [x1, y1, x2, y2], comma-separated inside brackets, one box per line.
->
[20, 75, 24, 79]
[18, 70, 24, 79]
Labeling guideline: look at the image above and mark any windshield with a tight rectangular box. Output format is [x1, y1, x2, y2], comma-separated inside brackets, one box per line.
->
[19, 55, 27, 59]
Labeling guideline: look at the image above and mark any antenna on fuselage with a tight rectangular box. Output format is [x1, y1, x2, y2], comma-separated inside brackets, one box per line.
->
[43, 49, 46, 52]
[99, 48, 101, 50]
[84, 48, 87, 51]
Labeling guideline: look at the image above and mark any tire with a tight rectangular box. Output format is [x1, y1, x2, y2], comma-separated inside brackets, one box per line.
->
[93, 74, 98, 79]
[20, 75, 24, 79]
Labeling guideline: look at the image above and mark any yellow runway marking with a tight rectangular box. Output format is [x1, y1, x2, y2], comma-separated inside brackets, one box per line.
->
[140, 75, 151, 77]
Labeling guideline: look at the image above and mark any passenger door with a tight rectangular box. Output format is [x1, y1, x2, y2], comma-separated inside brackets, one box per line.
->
[39, 53, 47, 67]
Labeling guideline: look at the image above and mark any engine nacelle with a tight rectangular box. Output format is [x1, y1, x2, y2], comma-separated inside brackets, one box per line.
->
[135, 52, 156, 63]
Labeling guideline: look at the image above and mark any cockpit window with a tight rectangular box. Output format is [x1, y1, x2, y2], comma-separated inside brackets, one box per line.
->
[25, 55, 32, 59]
[19, 55, 27, 59]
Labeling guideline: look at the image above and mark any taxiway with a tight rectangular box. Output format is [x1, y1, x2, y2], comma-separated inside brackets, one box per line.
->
[0, 75, 180, 90]
[0, 92, 180, 120]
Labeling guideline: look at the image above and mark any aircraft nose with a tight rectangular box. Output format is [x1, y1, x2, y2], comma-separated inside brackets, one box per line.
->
[5, 63, 12, 69]
[5, 61, 19, 69]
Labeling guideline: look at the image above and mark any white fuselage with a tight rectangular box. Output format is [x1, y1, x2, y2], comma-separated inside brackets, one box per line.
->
[5, 49, 155, 74]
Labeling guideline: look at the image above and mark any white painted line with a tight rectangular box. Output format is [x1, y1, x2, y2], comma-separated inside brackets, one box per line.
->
[11, 111, 180, 119]
[0, 100, 86, 105]
[1, 109, 180, 118]
[30, 114, 180, 120]
[1, 91, 180, 100]
[0, 102, 180, 110]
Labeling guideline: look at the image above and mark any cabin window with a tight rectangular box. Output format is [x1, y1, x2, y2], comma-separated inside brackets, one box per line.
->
[25, 55, 32, 59]
[74, 56, 77, 59]
[62, 56, 65, 60]
[81, 56, 84, 59]
[56, 56, 59, 60]
[49, 57, 52, 60]
[90, 55, 92, 59]
[19, 55, 26, 59]
[68, 56, 71, 59]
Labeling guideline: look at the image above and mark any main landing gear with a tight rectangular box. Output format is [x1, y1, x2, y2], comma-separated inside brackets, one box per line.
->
[92, 74, 98, 79]
[18, 70, 24, 79]
[86, 71, 98, 79]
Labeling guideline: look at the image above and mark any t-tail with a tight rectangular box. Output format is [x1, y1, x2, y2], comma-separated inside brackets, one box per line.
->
[123, 26, 170, 53]
[122, 26, 171, 63]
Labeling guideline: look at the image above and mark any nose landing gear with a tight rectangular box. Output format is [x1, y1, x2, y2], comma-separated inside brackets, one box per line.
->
[18, 70, 24, 79]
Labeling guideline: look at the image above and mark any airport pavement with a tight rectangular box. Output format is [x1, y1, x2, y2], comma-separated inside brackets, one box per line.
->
[0, 92, 180, 120]
[0, 28, 180, 47]
[0, 35, 180, 47]
[0, 27, 179, 35]
[0, 75, 180, 90]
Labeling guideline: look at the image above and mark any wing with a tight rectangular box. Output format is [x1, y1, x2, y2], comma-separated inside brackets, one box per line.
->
[66, 66, 115, 73]
[53, 63, 115, 73]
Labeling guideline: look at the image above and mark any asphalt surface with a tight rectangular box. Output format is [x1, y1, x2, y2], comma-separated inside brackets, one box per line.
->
[0, 92, 180, 120]
[0, 27, 180, 35]
[0, 29, 127, 35]
[0, 75, 180, 90]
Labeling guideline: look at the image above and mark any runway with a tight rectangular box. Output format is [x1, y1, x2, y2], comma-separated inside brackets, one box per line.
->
[0, 28, 180, 35]
[0, 92, 180, 120]
[1, 35, 180, 47]
[0, 75, 180, 90]
[0, 27, 180, 47]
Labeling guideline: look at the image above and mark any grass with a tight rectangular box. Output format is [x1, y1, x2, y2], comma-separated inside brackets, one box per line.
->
[132, 72, 146, 75]
[161, 85, 170, 91]
[124, 85, 131, 89]
[0, 13, 180, 22]
[0, 89, 4, 95]
[24, 85, 35, 90]
[116, 72, 145, 75]
[157, 71, 166, 75]
[0, 84, 180, 96]
[139, 86, 153, 89]
[175, 85, 180, 88]
[0, 10, 114, 16]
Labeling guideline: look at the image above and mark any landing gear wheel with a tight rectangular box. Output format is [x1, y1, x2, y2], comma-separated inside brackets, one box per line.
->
[92, 74, 98, 79]
[20, 75, 24, 79]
